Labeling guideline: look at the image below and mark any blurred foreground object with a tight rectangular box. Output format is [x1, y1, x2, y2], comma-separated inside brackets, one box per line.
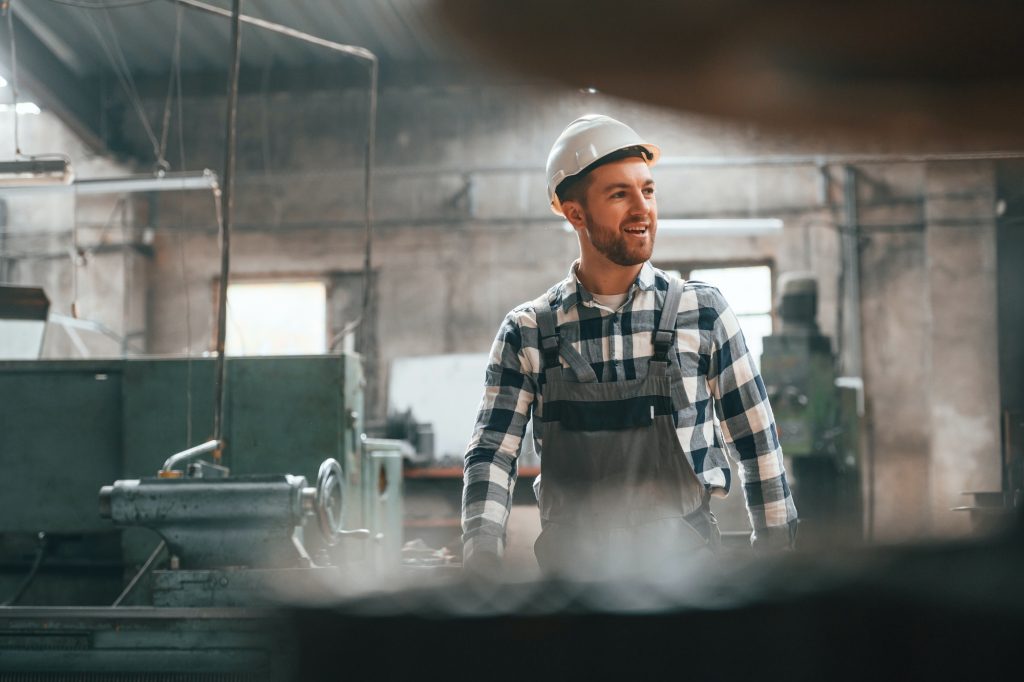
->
[435, 0, 1024, 147]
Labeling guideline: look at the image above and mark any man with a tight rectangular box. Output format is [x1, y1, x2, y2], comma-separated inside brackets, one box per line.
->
[461, 114, 797, 579]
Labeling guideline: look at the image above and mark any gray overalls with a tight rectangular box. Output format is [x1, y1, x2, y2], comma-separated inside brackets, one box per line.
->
[532, 277, 719, 579]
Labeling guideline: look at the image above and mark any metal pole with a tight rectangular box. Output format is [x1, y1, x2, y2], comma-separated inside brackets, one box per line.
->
[359, 58, 378, 352]
[841, 165, 872, 542]
[212, 0, 243, 454]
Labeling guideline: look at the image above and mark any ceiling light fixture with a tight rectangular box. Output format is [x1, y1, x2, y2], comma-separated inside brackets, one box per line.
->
[0, 158, 73, 186]
[0, 169, 219, 194]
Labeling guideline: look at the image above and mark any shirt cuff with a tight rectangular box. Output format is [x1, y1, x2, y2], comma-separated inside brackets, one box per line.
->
[750, 520, 799, 552]
[462, 532, 504, 566]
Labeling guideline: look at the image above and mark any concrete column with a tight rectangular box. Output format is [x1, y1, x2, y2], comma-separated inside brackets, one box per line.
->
[924, 161, 1002, 536]
[856, 164, 932, 542]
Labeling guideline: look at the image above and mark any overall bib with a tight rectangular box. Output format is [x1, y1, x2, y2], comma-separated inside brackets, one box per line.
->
[532, 278, 719, 579]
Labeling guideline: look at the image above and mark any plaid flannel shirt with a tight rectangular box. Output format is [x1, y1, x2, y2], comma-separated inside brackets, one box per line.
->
[462, 261, 798, 561]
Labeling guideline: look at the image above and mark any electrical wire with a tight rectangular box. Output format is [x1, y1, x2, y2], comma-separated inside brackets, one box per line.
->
[82, 7, 163, 165]
[1, 532, 48, 606]
[4, 0, 22, 157]
[155, 0, 182, 172]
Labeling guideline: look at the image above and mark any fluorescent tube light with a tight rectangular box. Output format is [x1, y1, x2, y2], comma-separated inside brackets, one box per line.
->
[0, 169, 219, 195]
[657, 218, 783, 236]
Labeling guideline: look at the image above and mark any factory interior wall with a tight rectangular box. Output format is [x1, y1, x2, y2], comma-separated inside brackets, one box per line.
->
[3, 81, 1007, 544]
[0, 110, 142, 358]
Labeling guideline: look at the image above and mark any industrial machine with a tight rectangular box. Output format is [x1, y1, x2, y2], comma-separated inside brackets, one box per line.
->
[0, 354, 407, 679]
[760, 273, 863, 547]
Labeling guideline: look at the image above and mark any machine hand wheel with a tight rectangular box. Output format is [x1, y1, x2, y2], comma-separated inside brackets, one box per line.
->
[315, 458, 345, 544]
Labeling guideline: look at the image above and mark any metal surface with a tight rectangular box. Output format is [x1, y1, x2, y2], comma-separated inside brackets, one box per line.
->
[360, 439, 405, 571]
[313, 458, 344, 542]
[100, 474, 311, 569]
[0, 606, 294, 680]
[0, 361, 124, 534]
[151, 566, 341, 608]
[98, 455, 378, 605]
[0, 354, 384, 605]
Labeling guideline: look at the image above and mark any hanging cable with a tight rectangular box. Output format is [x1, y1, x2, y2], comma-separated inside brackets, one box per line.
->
[4, 0, 22, 157]
[1, 532, 48, 606]
[154, 2, 183, 172]
[211, 0, 243, 452]
[81, 8, 163, 166]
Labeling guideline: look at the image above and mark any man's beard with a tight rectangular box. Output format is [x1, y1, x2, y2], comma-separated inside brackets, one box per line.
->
[583, 211, 655, 266]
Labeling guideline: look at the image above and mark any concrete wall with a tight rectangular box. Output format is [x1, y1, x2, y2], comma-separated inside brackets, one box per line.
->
[0, 107, 140, 358]
[136, 84, 846, 413]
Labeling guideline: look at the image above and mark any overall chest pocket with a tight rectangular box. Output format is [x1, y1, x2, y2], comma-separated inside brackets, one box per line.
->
[543, 394, 663, 431]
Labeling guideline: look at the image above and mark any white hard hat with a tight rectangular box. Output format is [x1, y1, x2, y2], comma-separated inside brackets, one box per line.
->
[545, 114, 660, 216]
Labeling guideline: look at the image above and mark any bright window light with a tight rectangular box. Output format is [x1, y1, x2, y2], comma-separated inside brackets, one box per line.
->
[689, 265, 773, 368]
[0, 76, 7, 87]
[0, 102, 41, 115]
[225, 281, 326, 356]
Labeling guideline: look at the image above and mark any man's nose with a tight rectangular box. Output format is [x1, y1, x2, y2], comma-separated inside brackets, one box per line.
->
[629, 189, 652, 215]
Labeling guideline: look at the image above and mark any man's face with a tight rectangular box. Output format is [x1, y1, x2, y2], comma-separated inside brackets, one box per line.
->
[570, 158, 657, 267]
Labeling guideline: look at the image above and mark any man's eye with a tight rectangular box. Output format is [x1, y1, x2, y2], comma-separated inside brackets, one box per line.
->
[643, 187, 656, 196]
[610, 191, 626, 199]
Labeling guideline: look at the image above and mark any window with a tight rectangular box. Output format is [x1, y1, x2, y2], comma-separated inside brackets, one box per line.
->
[225, 281, 326, 356]
[688, 265, 773, 369]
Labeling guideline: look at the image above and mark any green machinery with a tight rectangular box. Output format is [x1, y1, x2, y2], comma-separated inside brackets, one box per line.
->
[760, 274, 863, 547]
[0, 354, 404, 608]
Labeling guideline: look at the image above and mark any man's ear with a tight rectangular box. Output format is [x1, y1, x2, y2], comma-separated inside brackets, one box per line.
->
[562, 200, 586, 231]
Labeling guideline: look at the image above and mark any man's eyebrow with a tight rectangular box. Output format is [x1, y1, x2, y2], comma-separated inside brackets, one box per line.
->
[598, 179, 656, 192]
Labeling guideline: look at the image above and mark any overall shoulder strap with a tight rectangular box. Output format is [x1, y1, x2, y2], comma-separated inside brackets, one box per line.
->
[652, 277, 684, 363]
[534, 299, 599, 383]
[534, 298, 561, 372]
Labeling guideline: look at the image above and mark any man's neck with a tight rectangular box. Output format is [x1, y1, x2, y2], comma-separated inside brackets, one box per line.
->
[575, 256, 643, 295]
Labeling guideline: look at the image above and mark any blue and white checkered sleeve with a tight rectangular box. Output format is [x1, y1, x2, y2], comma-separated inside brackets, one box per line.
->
[461, 310, 537, 565]
[704, 287, 798, 549]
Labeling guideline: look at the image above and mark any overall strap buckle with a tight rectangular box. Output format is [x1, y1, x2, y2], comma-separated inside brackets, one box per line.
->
[540, 335, 561, 371]
[652, 329, 674, 362]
